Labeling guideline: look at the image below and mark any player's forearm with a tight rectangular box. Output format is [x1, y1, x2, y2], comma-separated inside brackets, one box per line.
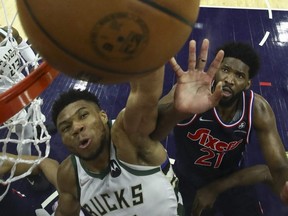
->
[124, 67, 164, 135]
[39, 158, 59, 190]
[150, 102, 189, 141]
[2, 153, 41, 176]
[210, 165, 272, 194]
[150, 83, 195, 140]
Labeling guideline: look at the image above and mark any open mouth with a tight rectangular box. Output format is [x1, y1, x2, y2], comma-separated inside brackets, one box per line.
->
[79, 138, 91, 149]
[222, 86, 232, 97]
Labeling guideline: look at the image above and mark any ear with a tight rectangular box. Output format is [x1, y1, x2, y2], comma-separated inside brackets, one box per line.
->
[245, 79, 252, 90]
[99, 110, 109, 124]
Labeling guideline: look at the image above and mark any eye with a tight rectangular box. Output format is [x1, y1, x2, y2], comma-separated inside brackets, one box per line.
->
[221, 67, 229, 73]
[61, 125, 71, 133]
[236, 73, 245, 79]
[80, 112, 89, 119]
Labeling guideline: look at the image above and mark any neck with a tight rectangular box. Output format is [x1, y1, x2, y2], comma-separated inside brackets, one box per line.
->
[216, 99, 240, 122]
[81, 142, 110, 173]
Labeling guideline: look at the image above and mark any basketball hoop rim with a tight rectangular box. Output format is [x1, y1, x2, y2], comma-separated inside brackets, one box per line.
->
[0, 62, 59, 124]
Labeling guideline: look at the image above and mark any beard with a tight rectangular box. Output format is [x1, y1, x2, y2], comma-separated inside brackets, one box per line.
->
[219, 90, 242, 107]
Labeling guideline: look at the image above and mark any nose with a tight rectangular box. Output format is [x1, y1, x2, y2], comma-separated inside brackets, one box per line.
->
[224, 72, 234, 85]
[72, 121, 84, 136]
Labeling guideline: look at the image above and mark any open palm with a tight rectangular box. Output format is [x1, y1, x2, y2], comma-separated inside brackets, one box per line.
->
[171, 39, 224, 114]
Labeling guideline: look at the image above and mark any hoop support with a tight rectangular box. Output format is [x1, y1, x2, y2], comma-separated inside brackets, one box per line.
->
[0, 62, 59, 124]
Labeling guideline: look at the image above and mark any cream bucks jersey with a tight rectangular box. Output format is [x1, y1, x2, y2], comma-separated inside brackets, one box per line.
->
[71, 143, 182, 216]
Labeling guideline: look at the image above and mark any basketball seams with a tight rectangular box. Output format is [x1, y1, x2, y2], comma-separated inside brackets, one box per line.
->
[139, 0, 195, 27]
[21, 1, 147, 76]
[18, 0, 196, 82]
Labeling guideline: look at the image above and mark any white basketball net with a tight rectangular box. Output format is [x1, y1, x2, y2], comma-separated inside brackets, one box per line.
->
[0, 0, 51, 201]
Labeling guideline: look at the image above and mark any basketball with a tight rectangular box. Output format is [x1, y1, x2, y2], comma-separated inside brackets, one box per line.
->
[16, 0, 200, 83]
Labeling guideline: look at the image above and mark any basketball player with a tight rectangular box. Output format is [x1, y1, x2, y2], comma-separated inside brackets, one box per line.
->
[0, 25, 41, 156]
[0, 153, 59, 216]
[50, 43, 224, 215]
[151, 39, 288, 216]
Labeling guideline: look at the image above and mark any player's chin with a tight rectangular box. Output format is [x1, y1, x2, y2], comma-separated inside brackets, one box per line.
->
[79, 144, 106, 161]
[78, 154, 95, 161]
[219, 96, 234, 106]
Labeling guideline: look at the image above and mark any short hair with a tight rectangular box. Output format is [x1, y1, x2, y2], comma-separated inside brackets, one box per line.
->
[51, 89, 101, 126]
[216, 42, 260, 78]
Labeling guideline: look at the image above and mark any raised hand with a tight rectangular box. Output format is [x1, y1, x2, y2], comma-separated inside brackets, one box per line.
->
[171, 39, 224, 114]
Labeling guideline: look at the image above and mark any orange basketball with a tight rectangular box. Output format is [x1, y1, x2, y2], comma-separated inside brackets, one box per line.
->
[17, 0, 200, 83]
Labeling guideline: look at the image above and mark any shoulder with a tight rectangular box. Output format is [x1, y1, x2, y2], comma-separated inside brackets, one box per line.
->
[252, 93, 276, 128]
[253, 93, 273, 114]
[58, 156, 75, 175]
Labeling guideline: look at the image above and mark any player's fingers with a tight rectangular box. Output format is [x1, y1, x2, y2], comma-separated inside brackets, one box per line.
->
[210, 81, 223, 106]
[197, 58, 207, 71]
[169, 57, 183, 77]
[192, 202, 203, 216]
[207, 50, 224, 79]
[196, 39, 209, 71]
[188, 40, 197, 71]
[280, 181, 288, 205]
[192, 199, 200, 216]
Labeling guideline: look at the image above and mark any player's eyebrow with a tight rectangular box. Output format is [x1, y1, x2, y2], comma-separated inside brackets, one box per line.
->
[57, 107, 87, 128]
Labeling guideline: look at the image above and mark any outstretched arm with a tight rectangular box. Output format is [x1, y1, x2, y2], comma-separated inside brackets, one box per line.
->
[123, 66, 164, 136]
[111, 67, 167, 165]
[0, 153, 59, 189]
[253, 94, 288, 205]
[192, 165, 272, 216]
[151, 39, 224, 140]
